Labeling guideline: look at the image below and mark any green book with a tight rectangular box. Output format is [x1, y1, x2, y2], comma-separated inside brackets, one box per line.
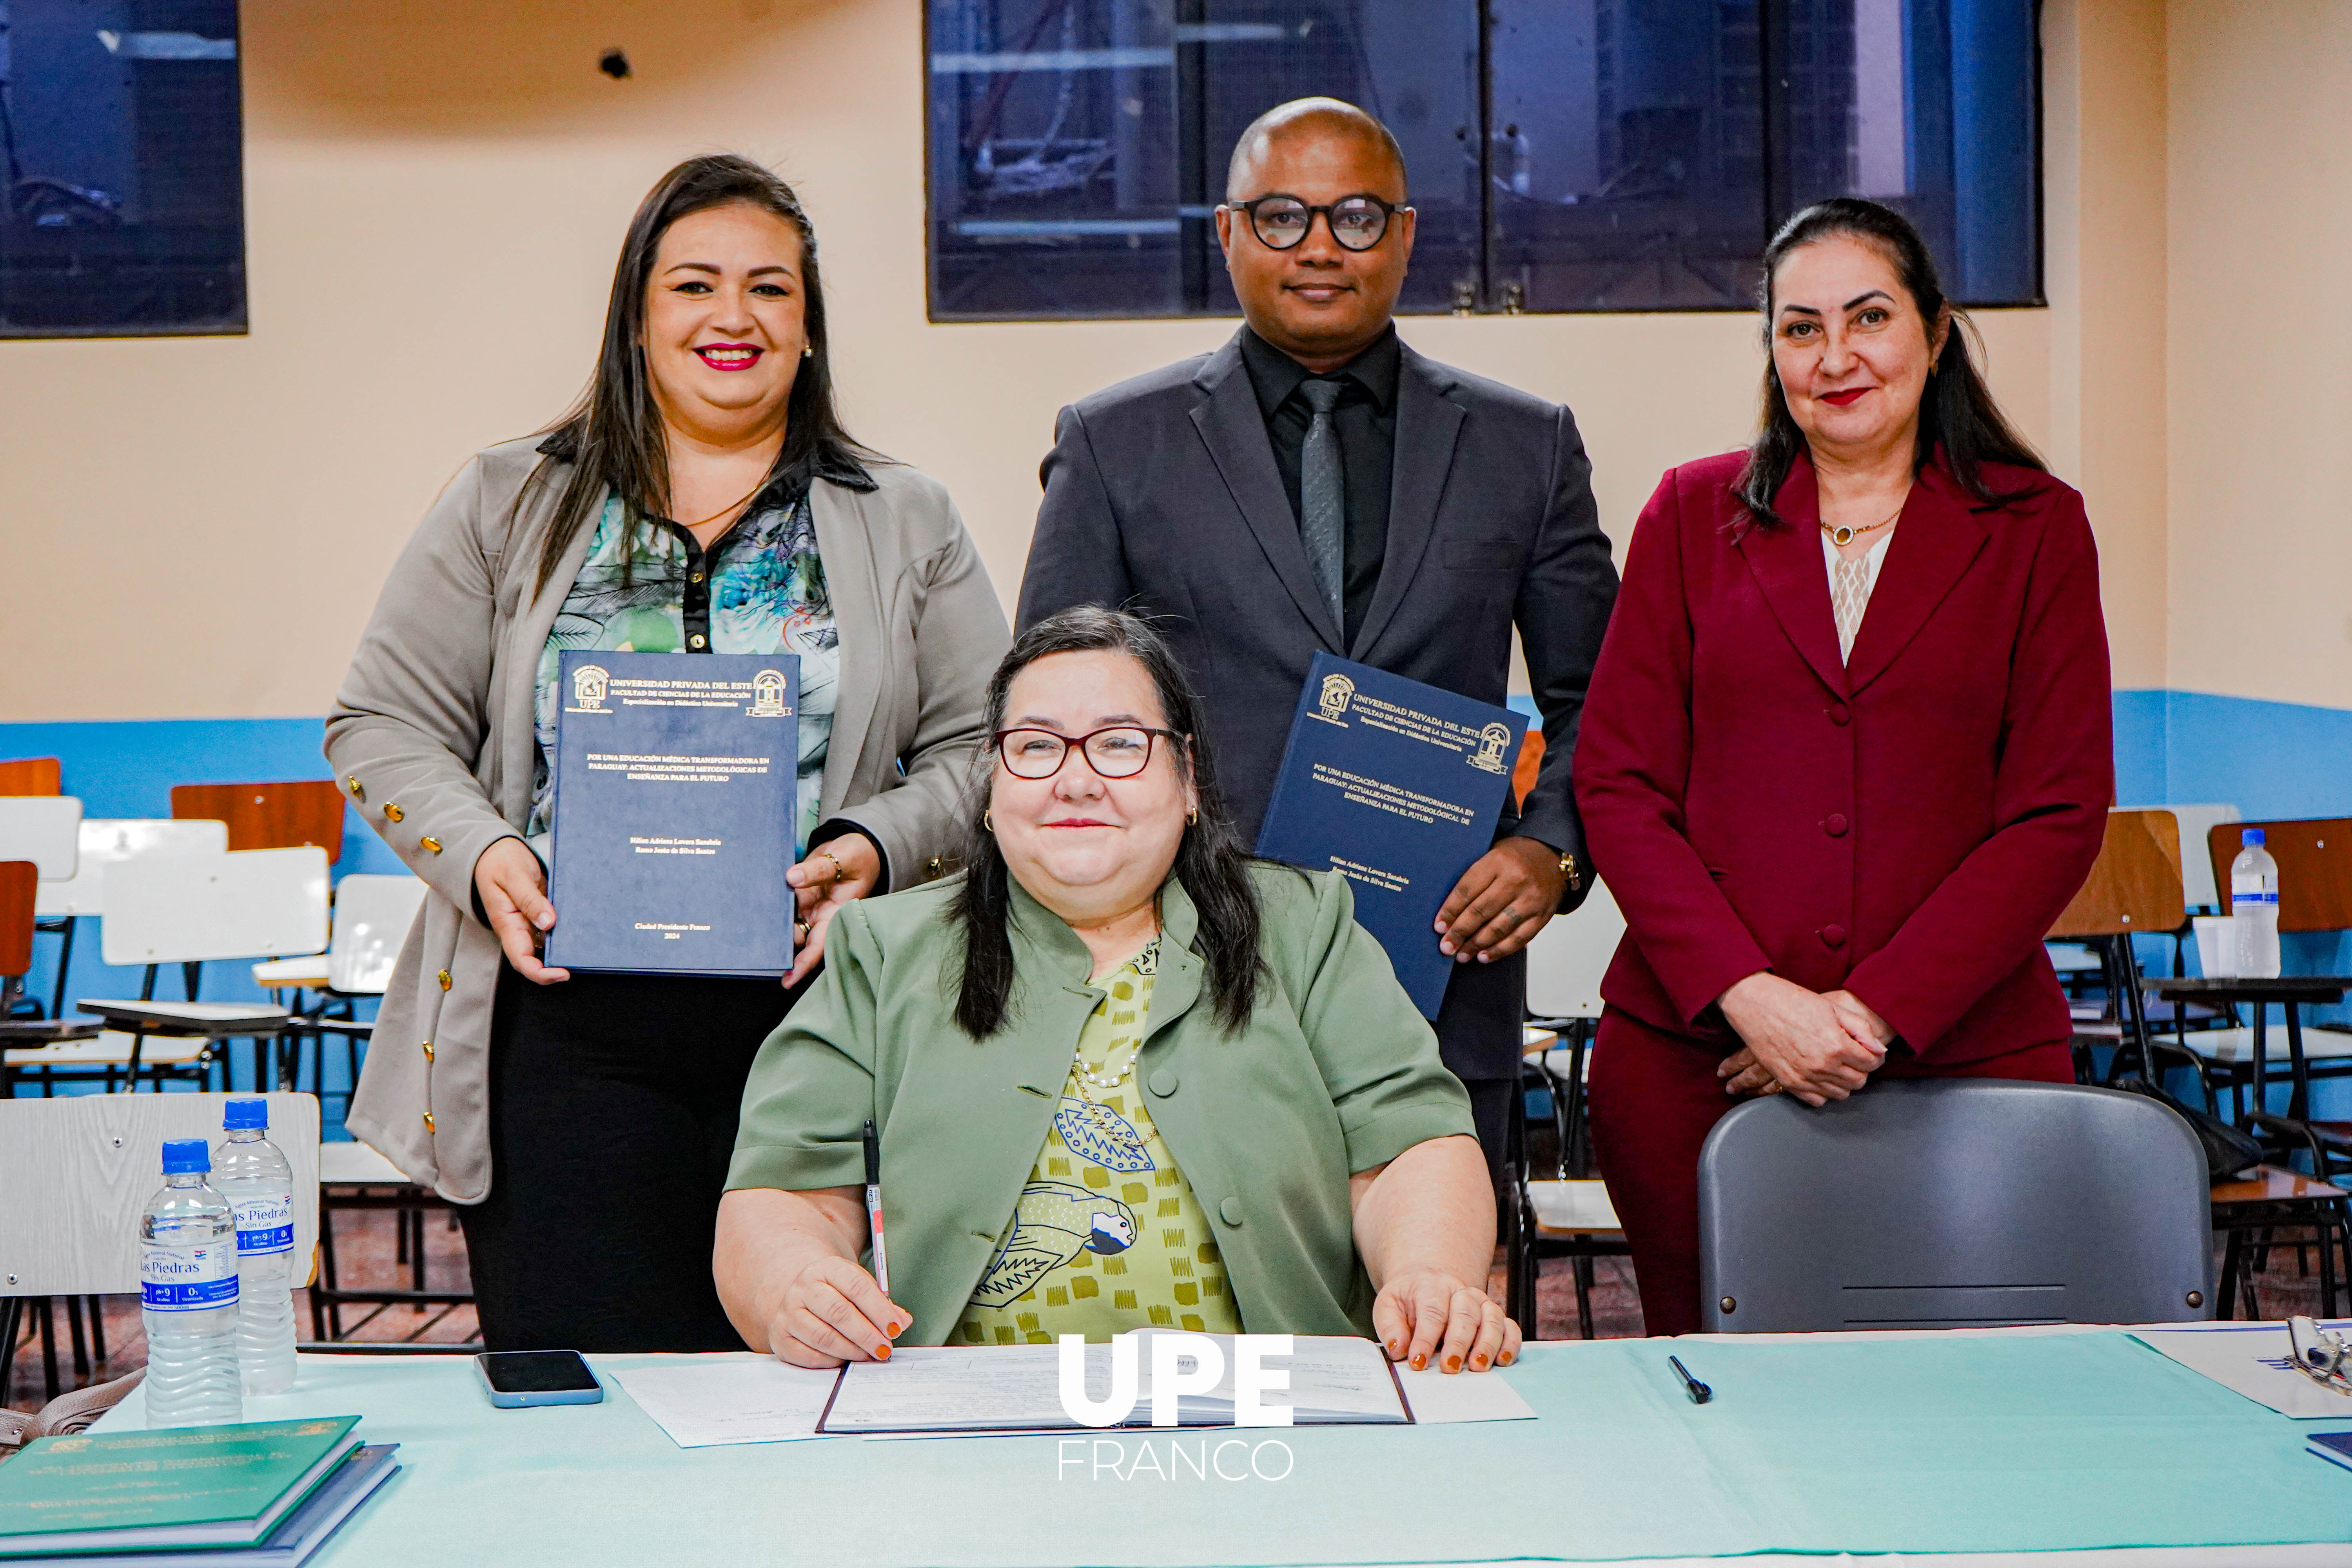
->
[0, 1417, 362, 1557]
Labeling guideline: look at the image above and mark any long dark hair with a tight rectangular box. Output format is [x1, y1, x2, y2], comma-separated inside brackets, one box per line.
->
[950, 607, 1265, 1040]
[527, 154, 872, 593]
[1735, 198, 2044, 529]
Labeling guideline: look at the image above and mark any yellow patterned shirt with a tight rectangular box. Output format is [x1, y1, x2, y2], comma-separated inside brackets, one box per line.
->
[955, 936, 1243, 1346]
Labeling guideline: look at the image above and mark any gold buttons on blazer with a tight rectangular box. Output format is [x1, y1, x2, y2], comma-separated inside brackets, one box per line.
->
[422, 1040, 435, 1061]
[384, 804, 405, 822]
[423, 1111, 436, 1133]
[346, 776, 365, 802]
[420, 835, 443, 855]
[437, 970, 452, 991]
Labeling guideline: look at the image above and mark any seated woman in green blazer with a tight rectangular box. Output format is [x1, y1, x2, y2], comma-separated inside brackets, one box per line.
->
[716, 606, 1518, 1376]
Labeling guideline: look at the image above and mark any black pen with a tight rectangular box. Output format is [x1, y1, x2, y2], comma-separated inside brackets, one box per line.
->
[1668, 1355, 1711, 1405]
[862, 1119, 891, 1296]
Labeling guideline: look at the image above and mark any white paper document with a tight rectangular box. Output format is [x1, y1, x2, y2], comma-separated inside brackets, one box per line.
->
[1396, 1362, 1538, 1424]
[822, 1345, 1077, 1434]
[2132, 1323, 2352, 1419]
[611, 1358, 842, 1448]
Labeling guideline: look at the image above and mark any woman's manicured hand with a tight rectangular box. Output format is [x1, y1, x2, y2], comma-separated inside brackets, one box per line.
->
[784, 834, 881, 987]
[1373, 1270, 1520, 1374]
[474, 836, 568, 985]
[1715, 972, 1885, 1105]
[762, 1253, 910, 1369]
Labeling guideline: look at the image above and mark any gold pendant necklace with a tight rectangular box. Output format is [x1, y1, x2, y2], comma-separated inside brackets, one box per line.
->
[1822, 500, 1906, 549]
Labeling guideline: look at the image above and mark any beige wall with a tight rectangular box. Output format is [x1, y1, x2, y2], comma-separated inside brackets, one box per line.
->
[2042, 0, 2170, 691]
[2164, 0, 2352, 710]
[0, 0, 2213, 725]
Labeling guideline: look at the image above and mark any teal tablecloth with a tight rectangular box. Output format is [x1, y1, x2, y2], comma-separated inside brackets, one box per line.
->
[94, 1332, 2352, 1564]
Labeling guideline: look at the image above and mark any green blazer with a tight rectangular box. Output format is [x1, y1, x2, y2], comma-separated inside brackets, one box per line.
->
[728, 864, 1475, 1342]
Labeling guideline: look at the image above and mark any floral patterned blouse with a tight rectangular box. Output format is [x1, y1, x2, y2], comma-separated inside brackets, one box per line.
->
[526, 476, 851, 860]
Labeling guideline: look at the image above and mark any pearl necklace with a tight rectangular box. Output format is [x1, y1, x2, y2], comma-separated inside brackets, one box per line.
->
[1073, 1042, 1140, 1095]
[1071, 936, 1158, 1096]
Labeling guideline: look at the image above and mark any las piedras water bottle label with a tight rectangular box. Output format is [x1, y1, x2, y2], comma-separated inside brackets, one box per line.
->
[2232, 874, 2281, 907]
[232, 1194, 296, 1255]
[141, 1241, 241, 1311]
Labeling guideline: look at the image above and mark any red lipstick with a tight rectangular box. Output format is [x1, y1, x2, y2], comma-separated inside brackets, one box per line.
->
[694, 343, 763, 371]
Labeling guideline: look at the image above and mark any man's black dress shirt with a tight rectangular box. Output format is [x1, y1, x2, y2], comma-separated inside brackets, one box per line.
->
[1237, 324, 1399, 648]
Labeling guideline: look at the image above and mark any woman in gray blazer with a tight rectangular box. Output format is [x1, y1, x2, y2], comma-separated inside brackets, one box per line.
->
[327, 154, 1009, 1351]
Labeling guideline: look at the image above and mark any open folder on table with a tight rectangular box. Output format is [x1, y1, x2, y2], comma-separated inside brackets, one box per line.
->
[817, 1333, 1410, 1435]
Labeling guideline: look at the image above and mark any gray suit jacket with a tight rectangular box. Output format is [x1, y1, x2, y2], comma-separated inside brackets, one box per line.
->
[1018, 332, 1618, 1080]
[327, 437, 1009, 1201]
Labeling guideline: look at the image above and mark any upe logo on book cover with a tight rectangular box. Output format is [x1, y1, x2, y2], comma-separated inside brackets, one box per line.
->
[1468, 722, 1513, 773]
[1309, 673, 1355, 727]
[567, 664, 611, 713]
[746, 668, 791, 718]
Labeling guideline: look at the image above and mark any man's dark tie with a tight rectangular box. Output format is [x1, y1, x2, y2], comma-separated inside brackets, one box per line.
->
[1296, 378, 1347, 633]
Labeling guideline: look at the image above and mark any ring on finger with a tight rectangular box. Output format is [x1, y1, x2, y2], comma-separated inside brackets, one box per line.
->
[794, 919, 811, 942]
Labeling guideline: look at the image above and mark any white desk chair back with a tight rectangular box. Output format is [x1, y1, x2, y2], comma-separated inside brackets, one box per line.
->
[2160, 802, 2241, 910]
[326, 875, 428, 995]
[35, 819, 230, 918]
[1523, 878, 1625, 1020]
[0, 797, 82, 882]
[101, 848, 330, 967]
[0, 1093, 319, 1297]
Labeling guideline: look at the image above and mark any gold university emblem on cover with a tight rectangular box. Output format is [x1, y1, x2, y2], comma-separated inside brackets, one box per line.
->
[1470, 722, 1513, 774]
[747, 668, 790, 717]
[568, 664, 610, 712]
[1313, 673, 1355, 726]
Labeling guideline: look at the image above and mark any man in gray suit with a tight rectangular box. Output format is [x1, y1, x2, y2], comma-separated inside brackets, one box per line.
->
[1017, 99, 1618, 1177]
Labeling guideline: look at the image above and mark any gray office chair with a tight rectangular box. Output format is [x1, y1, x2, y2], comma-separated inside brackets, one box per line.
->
[1699, 1079, 2211, 1332]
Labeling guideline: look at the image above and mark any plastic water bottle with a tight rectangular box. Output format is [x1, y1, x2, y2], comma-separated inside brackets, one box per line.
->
[140, 1139, 242, 1428]
[214, 1099, 297, 1395]
[2232, 828, 2281, 979]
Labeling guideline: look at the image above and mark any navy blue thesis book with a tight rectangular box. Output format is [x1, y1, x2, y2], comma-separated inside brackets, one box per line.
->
[1253, 654, 1527, 1018]
[543, 650, 799, 977]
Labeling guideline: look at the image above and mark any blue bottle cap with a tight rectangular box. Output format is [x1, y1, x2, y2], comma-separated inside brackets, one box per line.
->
[2244, 828, 2267, 847]
[223, 1098, 268, 1130]
[161, 1138, 211, 1174]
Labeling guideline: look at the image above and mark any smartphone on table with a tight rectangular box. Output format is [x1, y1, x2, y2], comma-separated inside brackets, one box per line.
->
[475, 1350, 604, 1408]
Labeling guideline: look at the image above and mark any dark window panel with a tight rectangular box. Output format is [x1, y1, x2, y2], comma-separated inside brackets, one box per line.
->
[0, 0, 245, 336]
[922, 0, 2042, 319]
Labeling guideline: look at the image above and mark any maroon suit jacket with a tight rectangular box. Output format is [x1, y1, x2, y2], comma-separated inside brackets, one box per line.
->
[1574, 448, 2113, 1065]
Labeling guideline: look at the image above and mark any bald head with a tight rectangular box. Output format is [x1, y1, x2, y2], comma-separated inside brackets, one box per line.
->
[1225, 98, 1407, 202]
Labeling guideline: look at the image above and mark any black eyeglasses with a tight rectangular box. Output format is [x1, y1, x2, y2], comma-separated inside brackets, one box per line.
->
[1223, 194, 1405, 252]
[994, 726, 1182, 781]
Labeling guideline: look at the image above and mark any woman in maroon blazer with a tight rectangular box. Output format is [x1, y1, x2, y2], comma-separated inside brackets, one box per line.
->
[1574, 199, 2113, 1335]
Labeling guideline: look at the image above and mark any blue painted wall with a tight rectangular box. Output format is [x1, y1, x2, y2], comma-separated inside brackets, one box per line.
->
[2112, 690, 2352, 820]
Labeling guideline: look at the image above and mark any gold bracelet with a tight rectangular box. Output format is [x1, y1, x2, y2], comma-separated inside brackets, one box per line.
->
[1558, 852, 1581, 889]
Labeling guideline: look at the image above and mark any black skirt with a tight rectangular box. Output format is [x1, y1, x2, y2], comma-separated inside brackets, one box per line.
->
[456, 965, 799, 1352]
